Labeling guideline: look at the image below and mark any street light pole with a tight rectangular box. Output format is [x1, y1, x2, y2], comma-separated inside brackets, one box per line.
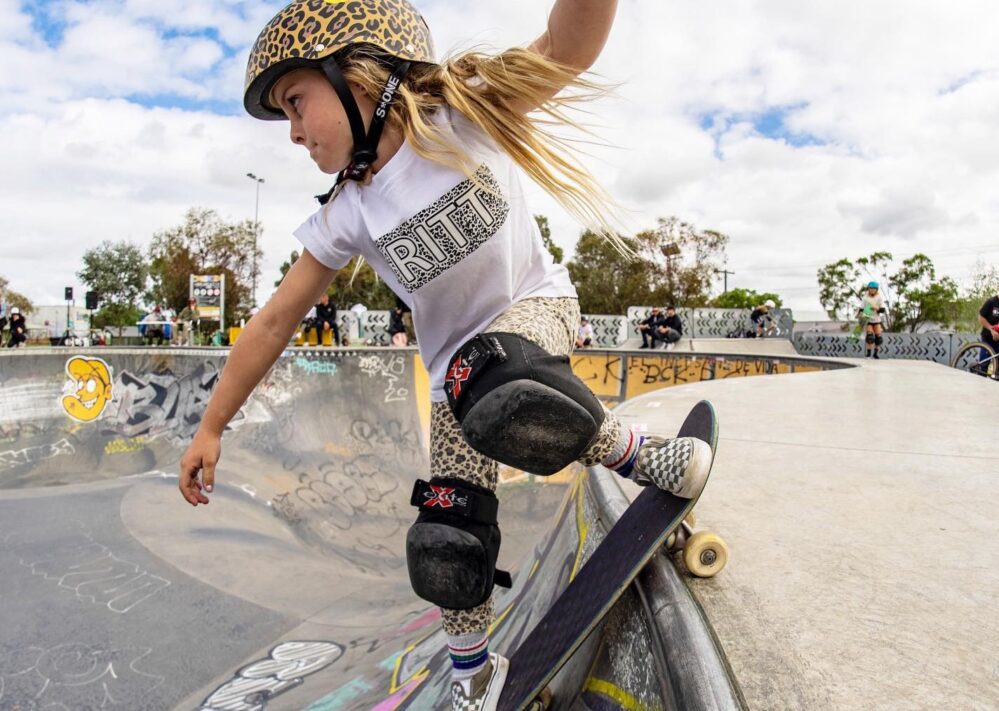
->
[714, 268, 735, 294]
[246, 173, 265, 306]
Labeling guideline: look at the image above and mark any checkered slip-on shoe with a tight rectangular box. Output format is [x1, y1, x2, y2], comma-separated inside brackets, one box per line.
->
[450, 653, 509, 711]
[632, 436, 712, 499]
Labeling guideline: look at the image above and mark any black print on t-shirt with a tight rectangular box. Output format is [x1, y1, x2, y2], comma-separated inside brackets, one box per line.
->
[375, 164, 509, 292]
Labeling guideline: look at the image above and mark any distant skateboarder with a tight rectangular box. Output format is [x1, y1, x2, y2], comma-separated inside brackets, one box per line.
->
[977, 292, 999, 370]
[858, 282, 887, 358]
[177, 1, 714, 708]
[750, 300, 777, 337]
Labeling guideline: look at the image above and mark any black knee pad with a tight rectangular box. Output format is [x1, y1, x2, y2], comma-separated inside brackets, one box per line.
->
[866, 333, 876, 344]
[874, 335, 883, 346]
[406, 478, 512, 610]
[444, 332, 605, 475]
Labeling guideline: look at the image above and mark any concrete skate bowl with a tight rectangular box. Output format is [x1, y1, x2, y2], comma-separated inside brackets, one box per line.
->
[0, 348, 844, 710]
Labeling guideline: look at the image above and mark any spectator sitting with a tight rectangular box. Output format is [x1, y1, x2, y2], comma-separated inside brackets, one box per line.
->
[396, 294, 416, 345]
[6, 307, 26, 348]
[0, 292, 7, 339]
[576, 316, 594, 348]
[389, 305, 408, 346]
[657, 306, 683, 349]
[638, 307, 666, 348]
[140, 305, 166, 346]
[310, 293, 339, 346]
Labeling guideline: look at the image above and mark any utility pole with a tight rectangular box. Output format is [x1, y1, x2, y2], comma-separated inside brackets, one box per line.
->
[715, 268, 735, 294]
[246, 173, 265, 306]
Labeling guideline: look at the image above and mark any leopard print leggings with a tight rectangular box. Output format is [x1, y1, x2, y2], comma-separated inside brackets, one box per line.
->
[433, 297, 622, 636]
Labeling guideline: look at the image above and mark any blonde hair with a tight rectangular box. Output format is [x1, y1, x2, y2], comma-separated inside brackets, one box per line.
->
[332, 44, 630, 255]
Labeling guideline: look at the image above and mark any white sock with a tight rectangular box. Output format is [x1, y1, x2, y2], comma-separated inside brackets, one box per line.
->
[448, 630, 489, 682]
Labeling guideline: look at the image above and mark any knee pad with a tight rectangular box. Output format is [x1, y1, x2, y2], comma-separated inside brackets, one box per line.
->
[406, 478, 512, 610]
[875, 334, 883, 346]
[444, 332, 605, 475]
[866, 333, 876, 344]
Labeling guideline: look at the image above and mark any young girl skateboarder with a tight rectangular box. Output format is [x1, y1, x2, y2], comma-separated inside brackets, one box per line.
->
[178, 2, 714, 707]
[859, 281, 887, 358]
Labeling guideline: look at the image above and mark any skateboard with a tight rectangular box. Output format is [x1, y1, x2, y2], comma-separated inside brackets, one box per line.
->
[497, 400, 720, 711]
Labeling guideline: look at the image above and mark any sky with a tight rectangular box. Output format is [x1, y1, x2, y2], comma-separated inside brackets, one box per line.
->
[2, 0, 998, 319]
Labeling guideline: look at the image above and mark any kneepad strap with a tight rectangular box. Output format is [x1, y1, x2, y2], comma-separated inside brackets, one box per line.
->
[445, 332, 605, 475]
[406, 477, 512, 610]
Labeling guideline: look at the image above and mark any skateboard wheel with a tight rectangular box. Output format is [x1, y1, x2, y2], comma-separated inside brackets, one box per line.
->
[666, 532, 677, 550]
[527, 687, 553, 710]
[684, 511, 697, 528]
[683, 531, 729, 577]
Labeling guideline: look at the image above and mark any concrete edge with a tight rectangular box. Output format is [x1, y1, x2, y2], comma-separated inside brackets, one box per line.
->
[589, 467, 746, 711]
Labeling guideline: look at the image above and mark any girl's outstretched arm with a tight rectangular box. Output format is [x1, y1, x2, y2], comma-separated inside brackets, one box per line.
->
[179, 249, 335, 505]
[530, 0, 618, 73]
[506, 0, 617, 113]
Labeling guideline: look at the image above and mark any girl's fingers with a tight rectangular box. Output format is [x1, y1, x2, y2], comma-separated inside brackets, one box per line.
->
[202, 459, 216, 494]
[179, 460, 210, 505]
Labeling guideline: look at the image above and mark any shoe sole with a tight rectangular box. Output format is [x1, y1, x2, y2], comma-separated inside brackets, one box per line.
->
[480, 653, 509, 710]
[675, 437, 713, 499]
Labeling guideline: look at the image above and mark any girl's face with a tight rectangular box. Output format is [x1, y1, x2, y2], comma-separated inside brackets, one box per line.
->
[868, 288, 878, 296]
[271, 68, 374, 174]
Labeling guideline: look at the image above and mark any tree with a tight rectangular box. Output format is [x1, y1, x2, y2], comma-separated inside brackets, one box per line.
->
[566, 230, 649, 314]
[889, 254, 960, 332]
[534, 214, 563, 264]
[817, 258, 861, 320]
[634, 217, 730, 308]
[710, 288, 782, 309]
[148, 208, 262, 328]
[0, 275, 34, 314]
[954, 261, 999, 332]
[273, 250, 397, 310]
[566, 217, 730, 314]
[78, 240, 148, 335]
[328, 257, 398, 309]
[275, 250, 300, 287]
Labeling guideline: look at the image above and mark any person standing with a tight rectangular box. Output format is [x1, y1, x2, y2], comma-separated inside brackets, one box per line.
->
[177, 298, 201, 346]
[858, 282, 887, 358]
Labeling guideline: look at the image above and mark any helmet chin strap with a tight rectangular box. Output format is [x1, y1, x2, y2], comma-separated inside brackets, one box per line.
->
[316, 57, 412, 201]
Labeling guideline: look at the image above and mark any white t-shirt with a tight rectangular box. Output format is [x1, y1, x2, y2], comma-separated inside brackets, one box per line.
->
[295, 109, 576, 401]
[861, 293, 885, 324]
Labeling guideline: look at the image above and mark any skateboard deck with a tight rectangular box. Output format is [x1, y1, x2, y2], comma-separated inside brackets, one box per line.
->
[497, 400, 719, 711]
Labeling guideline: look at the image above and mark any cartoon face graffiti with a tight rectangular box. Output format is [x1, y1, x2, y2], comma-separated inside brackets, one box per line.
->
[62, 356, 113, 422]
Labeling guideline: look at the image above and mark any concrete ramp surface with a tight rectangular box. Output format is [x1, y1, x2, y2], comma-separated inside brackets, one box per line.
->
[2, 348, 739, 711]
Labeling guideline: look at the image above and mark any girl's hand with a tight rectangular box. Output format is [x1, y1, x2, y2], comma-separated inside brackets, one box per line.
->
[179, 428, 221, 506]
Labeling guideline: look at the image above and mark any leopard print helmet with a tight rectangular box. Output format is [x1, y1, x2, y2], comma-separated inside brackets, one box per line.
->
[244, 0, 435, 120]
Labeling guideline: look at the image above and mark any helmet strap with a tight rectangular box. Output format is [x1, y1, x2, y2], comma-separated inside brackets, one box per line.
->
[319, 57, 412, 184]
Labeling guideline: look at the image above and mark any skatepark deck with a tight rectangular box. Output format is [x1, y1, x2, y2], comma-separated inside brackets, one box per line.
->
[611, 357, 999, 709]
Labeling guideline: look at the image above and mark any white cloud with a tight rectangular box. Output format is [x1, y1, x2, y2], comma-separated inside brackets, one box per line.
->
[2, 0, 999, 315]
